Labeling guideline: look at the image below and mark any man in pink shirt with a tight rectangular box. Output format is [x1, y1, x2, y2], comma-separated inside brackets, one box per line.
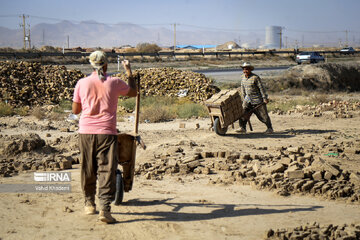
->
[72, 51, 136, 223]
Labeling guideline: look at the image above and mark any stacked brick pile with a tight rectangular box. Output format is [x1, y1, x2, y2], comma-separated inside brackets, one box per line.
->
[0, 61, 84, 107]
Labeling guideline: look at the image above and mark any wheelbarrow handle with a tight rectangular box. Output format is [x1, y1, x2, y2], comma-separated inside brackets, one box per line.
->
[134, 73, 141, 135]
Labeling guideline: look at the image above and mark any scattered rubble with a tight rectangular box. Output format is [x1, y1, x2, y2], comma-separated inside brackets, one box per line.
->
[271, 100, 360, 118]
[134, 139, 360, 203]
[0, 133, 79, 177]
[265, 222, 360, 240]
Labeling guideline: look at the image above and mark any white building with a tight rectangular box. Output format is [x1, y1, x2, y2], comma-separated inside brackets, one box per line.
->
[265, 26, 282, 49]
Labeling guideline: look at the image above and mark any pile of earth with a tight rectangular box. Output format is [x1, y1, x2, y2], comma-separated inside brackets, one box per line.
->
[268, 63, 360, 92]
[0, 61, 85, 107]
[114, 67, 220, 102]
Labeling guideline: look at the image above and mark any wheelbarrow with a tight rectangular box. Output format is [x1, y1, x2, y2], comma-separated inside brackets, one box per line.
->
[205, 90, 244, 135]
[205, 90, 264, 135]
[114, 73, 146, 205]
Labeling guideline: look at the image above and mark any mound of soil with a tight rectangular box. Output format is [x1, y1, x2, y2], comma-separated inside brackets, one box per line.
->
[270, 63, 360, 92]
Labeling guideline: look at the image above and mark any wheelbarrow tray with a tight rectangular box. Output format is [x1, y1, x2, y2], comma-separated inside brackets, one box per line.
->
[117, 133, 137, 192]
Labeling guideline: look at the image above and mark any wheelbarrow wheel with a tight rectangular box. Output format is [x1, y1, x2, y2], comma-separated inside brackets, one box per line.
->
[114, 169, 124, 205]
[214, 118, 227, 135]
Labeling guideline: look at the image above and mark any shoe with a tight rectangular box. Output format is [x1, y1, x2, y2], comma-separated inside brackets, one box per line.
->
[265, 128, 274, 134]
[98, 210, 116, 223]
[84, 205, 96, 215]
[236, 128, 247, 133]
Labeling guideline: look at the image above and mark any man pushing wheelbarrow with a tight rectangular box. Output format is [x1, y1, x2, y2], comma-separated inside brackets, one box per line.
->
[72, 51, 137, 223]
[236, 62, 274, 134]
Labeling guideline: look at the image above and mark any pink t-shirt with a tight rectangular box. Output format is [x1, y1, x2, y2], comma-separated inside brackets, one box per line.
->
[73, 72, 130, 135]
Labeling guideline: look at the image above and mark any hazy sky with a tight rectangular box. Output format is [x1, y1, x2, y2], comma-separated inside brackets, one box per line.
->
[1, 0, 360, 46]
[1, 0, 359, 30]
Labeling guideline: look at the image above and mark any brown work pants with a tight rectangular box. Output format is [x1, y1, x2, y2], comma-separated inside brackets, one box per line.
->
[79, 134, 118, 211]
[239, 103, 273, 130]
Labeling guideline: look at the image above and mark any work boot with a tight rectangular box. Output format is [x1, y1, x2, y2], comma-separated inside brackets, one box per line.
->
[84, 205, 96, 215]
[264, 128, 274, 134]
[98, 210, 116, 224]
[236, 127, 246, 133]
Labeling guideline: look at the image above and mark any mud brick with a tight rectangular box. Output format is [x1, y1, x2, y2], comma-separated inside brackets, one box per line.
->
[60, 127, 69, 132]
[293, 179, 307, 190]
[311, 157, 340, 177]
[321, 184, 332, 194]
[311, 181, 326, 194]
[287, 147, 300, 153]
[167, 158, 178, 167]
[279, 157, 292, 165]
[187, 160, 201, 170]
[183, 155, 201, 164]
[252, 161, 262, 172]
[193, 167, 202, 174]
[179, 123, 186, 128]
[297, 156, 306, 163]
[264, 163, 286, 174]
[324, 171, 333, 180]
[201, 152, 214, 158]
[179, 164, 189, 174]
[344, 147, 360, 154]
[350, 172, 360, 185]
[303, 153, 313, 160]
[59, 160, 72, 170]
[286, 170, 305, 179]
[312, 171, 323, 181]
[246, 170, 256, 178]
[289, 154, 297, 161]
[241, 153, 251, 160]
[301, 180, 315, 192]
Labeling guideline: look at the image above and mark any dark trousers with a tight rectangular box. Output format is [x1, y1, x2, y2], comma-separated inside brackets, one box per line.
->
[79, 134, 118, 211]
[239, 103, 273, 130]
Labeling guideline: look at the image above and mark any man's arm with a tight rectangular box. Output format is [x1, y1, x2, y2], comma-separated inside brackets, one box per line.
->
[122, 60, 137, 97]
[72, 102, 82, 114]
[256, 76, 269, 103]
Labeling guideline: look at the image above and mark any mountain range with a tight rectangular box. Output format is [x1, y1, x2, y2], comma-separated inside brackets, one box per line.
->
[0, 20, 262, 49]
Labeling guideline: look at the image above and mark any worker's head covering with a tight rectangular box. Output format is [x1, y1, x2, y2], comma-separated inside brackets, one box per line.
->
[241, 62, 254, 71]
[89, 50, 108, 80]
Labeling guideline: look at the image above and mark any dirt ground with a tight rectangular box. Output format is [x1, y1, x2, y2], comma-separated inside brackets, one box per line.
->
[1, 92, 360, 240]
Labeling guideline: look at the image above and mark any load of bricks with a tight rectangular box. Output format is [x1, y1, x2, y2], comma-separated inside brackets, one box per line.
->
[205, 89, 243, 127]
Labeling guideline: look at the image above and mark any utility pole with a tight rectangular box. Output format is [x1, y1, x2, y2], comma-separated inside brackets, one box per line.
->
[67, 35, 70, 49]
[27, 24, 31, 49]
[42, 29, 45, 45]
[19, 14, 28, 49]
[345, 30, 349, 47]
[285, 36, 288, 49]
[173, 23, 176, 52]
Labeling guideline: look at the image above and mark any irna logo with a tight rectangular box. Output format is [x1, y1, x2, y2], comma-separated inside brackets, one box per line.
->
[34, 172, 71, 182]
